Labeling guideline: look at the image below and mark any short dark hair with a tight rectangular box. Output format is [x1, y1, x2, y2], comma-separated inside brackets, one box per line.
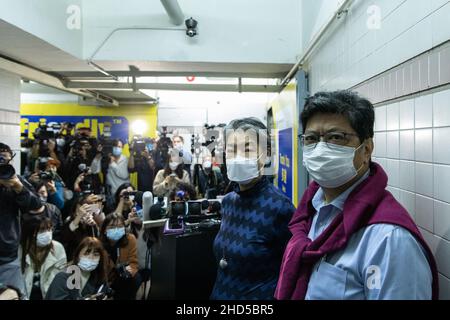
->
[225, 117, 270, 155]
[112, 139, 123, 147]
[300, 90, 375, 142]
[0, 143, 13, 156]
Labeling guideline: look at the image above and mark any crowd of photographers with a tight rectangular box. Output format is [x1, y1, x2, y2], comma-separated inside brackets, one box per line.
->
[0, 122, 227, 300]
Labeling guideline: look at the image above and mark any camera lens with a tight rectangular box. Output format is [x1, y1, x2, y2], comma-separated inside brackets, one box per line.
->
[0, 164, 15, 180]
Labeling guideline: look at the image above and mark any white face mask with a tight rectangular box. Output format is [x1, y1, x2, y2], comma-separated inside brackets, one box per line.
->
[64, 189, 74, 201]
[36, 231, 52, 247]
[302, 142, 364, 188]
[203, 161, 212, 170]
[169, 162, 179, 171]
[56, 138, 65, 147]
[226, 156, 261, 185]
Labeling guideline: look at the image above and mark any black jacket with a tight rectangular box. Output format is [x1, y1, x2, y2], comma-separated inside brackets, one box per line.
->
[45, 270, 108, 300]
[0, 176, 42, 265]
[43, 203, 64, 243]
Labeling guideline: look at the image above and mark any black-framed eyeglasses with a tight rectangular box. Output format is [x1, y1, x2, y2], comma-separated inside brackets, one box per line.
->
[299, 131, 359, 148]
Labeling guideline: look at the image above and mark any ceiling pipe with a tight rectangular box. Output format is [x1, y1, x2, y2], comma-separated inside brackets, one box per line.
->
[280, 0, 354, 89]
[0, 56, 119, 106]
[0, 56, 90, 98]
[66, 81, 280, 93]
[160, 0, 185, 25]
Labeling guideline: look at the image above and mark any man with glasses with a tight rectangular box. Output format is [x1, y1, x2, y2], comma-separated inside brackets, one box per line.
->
[275, 90, 438, 300]
[0, 143, 43, 298]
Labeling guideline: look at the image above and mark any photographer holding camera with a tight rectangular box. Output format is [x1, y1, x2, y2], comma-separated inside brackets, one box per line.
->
[112, 184, 142, 238]
[128, 137, 155, 192]
[0, 143, 43, 296]
[100, 213, 139, 300]
[195, 155, 225, 199]
[61, 194, 105, 260]
[34, 182, 64, 242]
[153, 149, 191, 198]
[29, 158, 66, 211]
[63, 136, 96, 192]
[173, 135, 193, 179]
[46, 237, 110, 300]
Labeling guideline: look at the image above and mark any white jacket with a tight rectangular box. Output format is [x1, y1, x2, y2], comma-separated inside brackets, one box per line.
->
[106, 154, 130, 195]
[21, 241, 67, 299]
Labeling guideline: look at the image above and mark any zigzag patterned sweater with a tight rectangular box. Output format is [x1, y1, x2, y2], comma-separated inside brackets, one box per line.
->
[210, 177, 295, 300]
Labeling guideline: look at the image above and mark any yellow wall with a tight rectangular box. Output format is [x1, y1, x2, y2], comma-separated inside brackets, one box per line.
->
[20, 103, 158, 140]
[20, 103, 158, 188]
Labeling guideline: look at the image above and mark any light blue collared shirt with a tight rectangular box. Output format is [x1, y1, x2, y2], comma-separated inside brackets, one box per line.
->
[305, 171, 433, 300]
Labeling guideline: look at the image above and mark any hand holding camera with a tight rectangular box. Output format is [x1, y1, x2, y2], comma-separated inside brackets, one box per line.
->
[0, 175, 23, 193]
[116, 263, 133, 279]
[29, 172, 40, 184]
[46, 180, 57, 194]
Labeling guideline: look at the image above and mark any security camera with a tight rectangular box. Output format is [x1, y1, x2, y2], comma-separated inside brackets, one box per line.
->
[185, 17, 198, 37]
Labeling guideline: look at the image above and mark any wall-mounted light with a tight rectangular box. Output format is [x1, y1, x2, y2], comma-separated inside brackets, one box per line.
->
[131, 120, 147, 135]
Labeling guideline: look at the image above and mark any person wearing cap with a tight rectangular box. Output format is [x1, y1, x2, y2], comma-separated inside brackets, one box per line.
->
[0, 142, 43, 297]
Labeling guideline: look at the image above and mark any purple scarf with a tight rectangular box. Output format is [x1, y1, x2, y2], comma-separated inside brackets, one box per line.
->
[274, 162, 439, 300]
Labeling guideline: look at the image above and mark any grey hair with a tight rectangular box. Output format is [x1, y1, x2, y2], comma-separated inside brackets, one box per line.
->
[224, 117, 270, 155]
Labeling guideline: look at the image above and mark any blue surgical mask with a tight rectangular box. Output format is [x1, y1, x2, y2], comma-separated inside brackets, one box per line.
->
[36, 231, 52, 247]
[112, 147, 122, 157]
[147, 144, 153, 151]
[78, 257, 100, 272]
[106, 227, 125, 241]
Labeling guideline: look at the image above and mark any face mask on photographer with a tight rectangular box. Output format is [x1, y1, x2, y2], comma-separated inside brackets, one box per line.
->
[56, 138, 65, 147]
[169, 161, 179, 171]
[226, 155, 262, 185]
[203, 161, 212, 171]
[112, 147, 122, 157]
[36, 231, 52, 247]
[146, 143, 153, 152]
[173, 140, 183, 150]
[78, 256, 100, 272]
[106, 227, 125, 241]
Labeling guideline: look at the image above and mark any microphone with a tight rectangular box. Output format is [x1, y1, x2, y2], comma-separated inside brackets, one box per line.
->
[142, 191, 153, 222]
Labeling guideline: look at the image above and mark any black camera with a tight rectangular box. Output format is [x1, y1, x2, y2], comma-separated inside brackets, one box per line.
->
[130, 136, 153, 162]
[98, 137, 113, 156]
[0, 155, 15, 180]
[187, 200, 209, 216]
[122, 191, 137, 200]
[34, 124, 56, 141]
[170, 201, 187, 217]
[38, 171, 53, 181]
[78, 163, 95, 194]
[116, 263, 132, 279]
[185, 17, 198, 37]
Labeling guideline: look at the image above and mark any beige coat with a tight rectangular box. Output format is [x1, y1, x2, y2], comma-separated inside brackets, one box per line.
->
[152, 169, 191, 197]
[21, 240, 67, 299]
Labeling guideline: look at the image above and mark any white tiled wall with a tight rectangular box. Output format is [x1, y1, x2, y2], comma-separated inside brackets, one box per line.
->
[307, 0, 450, 94]
[0, 70, 21, 171]
[373, 88, 450, 300]
[305, 0, 450, 299]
